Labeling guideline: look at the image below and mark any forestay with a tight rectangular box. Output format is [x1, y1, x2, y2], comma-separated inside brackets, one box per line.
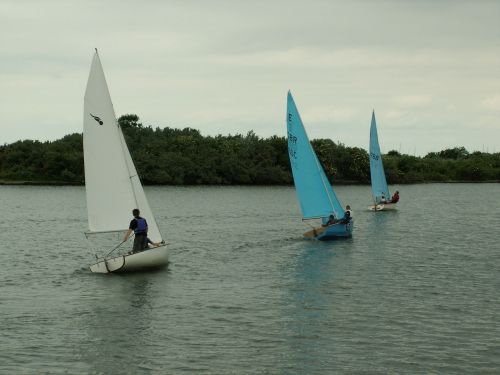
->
[286, 91, 344, 220]
[369, 111, 390, 203]
[83, 51, 162, 242]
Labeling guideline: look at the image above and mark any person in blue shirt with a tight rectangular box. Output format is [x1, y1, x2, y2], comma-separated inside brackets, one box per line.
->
[123, 208, 148, 252]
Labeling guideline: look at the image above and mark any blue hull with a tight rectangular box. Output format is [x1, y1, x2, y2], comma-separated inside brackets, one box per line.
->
[304, 220, 354, 241]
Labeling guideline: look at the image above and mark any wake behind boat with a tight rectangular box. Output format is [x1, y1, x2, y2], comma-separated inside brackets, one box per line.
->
[368, 111, 399, 211]
[83, 50, 169, 273]
[286, 91, 353, 240]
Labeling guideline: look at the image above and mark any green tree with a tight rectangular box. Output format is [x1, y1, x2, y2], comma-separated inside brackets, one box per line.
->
[1, 114, 498, 185]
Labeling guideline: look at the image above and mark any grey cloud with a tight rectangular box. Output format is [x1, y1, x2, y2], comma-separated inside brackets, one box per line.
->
[0, 0, 499, 154]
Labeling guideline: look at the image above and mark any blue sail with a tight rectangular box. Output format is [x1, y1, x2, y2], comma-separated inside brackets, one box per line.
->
[369, 111, 390, 203]
[287, 91, 345, 220]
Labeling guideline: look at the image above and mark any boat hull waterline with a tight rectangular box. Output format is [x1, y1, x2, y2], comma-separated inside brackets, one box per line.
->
[303, 221, 353, 240]
[90, 245, 169, 273]
[368, 203, 398, 211]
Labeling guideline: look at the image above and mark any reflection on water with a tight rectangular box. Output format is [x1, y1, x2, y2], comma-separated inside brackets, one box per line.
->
[283, 241, 339, 373]
[81, 274, 166, 373]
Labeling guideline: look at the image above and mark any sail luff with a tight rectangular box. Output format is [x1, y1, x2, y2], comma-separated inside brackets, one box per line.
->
[369, 111, 390, 202]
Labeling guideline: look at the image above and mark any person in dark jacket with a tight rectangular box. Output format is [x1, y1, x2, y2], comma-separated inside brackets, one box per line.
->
[322, 214, 337, 227]
[390, 191, 400, 203]
[123, 208, 148, 252]
[340, 205, 352, 224]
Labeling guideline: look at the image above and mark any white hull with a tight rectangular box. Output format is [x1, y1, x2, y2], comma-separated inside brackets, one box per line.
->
[368, 203, 398, 211]
[90, 245, 169, 273]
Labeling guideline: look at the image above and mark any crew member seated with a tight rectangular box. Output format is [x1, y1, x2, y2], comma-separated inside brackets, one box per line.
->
[340, 205, 352, 224]
[390, 191, 400, 203]
[322, 214, 336, 227]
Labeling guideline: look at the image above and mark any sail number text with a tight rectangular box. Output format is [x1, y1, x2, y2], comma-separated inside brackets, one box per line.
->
[288, 130, 297, 159]
[287, 113, 297, 159]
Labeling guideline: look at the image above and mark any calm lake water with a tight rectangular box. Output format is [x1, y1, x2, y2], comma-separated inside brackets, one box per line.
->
[0, 184, 499, 374]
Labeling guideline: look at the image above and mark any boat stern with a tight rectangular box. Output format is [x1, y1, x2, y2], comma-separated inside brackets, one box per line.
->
[303, 220, 354, 241]
[89, 245, 169, 273]
[318, 220, 353, 240]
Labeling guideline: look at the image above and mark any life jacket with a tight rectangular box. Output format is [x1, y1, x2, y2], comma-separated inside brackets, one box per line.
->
[391, 194, 399, 203]
[341, 210, 351, 223]
[134, 217, 148, 234]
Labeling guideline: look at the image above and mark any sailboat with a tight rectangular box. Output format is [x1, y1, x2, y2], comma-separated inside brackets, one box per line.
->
[286, 91, 353, 240]
[368, 111, 397, 211]
[84, 50, 169, 273]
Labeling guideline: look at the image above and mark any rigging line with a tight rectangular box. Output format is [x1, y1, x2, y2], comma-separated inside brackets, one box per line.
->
[117, 124, 139, 208]
[122, 140, 163, 242]
[303, 220, 317, 231]
[314, 153, 336, 214]
[116, 125, 163, 241]
[130, 167, 164, 242]
[104, 233, 134, 259]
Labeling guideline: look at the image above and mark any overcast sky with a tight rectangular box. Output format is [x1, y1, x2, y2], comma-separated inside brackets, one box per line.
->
[1, 0, 499, 155]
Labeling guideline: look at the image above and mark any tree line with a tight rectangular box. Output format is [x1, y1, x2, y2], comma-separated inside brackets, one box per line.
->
[1, 114, 499, 185]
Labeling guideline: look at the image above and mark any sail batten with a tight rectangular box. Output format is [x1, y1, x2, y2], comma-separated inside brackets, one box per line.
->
[369, 111, 390, 203]
[286, 91, 345, 220]
[84, 52, 162, 242]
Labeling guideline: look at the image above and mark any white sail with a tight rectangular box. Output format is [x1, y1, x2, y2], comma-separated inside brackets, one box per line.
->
[83, 51, 163, 242]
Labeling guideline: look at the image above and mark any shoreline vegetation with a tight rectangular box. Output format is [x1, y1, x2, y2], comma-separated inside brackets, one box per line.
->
[1, 114, 499, 186]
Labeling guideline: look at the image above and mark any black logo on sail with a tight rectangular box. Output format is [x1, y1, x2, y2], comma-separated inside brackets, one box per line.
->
[90, 113, 103, 125]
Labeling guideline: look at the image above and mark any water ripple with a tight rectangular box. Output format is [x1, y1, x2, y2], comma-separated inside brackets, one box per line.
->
[0, 184, 499, 374]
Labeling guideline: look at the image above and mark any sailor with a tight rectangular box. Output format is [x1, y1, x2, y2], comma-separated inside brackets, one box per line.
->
[390, 191, 400, 203]
[341, 205, 352, 223]
[323, 214, 336, 227]
[123, 208, 148, 252]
